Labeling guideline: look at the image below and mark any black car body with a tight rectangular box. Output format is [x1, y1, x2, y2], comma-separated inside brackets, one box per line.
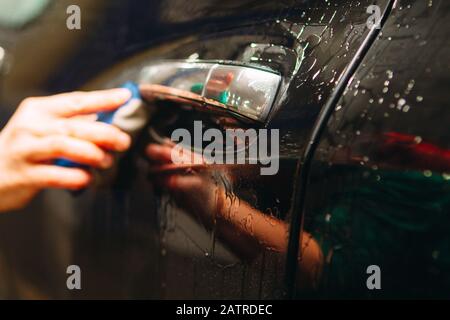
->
[0, 0, 448, 299]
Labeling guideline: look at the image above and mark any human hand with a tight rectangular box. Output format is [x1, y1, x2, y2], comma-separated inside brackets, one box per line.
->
[0, 89, 132, 212]
[146, 142, 227, 227]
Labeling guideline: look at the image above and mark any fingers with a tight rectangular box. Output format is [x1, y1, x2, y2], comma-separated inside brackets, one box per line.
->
[28, 165, 92, 190]
[0, 88, 133, 197]
[26, 119, 131, 152]
[146, 144, 173, 163]
[151, 173, 203, 193]
[146, 143, 205, 164]
[42, 88, 131, 117]
[54, 119, 131, 152]
[26, 135, 113, 169]
[165, 174, 203, 190]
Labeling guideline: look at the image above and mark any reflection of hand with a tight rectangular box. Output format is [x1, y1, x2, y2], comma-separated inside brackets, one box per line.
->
[146, 143, 226, 227]
[0, 89, 132, 212]
[146, 142, 268, 260]
[146, 142, 293, 255]
[146, 142, 323, 287]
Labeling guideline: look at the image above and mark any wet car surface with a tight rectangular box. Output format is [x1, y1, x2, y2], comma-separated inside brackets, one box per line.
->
[0, 0, 448, 299]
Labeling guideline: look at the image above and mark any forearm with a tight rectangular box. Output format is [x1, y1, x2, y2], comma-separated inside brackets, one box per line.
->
[215, 188, 323, 288]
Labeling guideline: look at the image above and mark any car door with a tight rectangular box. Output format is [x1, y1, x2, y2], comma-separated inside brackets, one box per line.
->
[0, 0, 393, 299]
[297, 0, 450, 298]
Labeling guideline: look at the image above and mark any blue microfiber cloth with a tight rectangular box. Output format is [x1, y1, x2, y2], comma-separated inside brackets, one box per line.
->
[55, 81, 141, 169]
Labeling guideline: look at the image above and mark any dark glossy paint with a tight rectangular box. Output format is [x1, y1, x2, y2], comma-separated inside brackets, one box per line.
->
[298, 0, 450, 298]
[71, 0, 391, 299]
[0, 0, 446, 299]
